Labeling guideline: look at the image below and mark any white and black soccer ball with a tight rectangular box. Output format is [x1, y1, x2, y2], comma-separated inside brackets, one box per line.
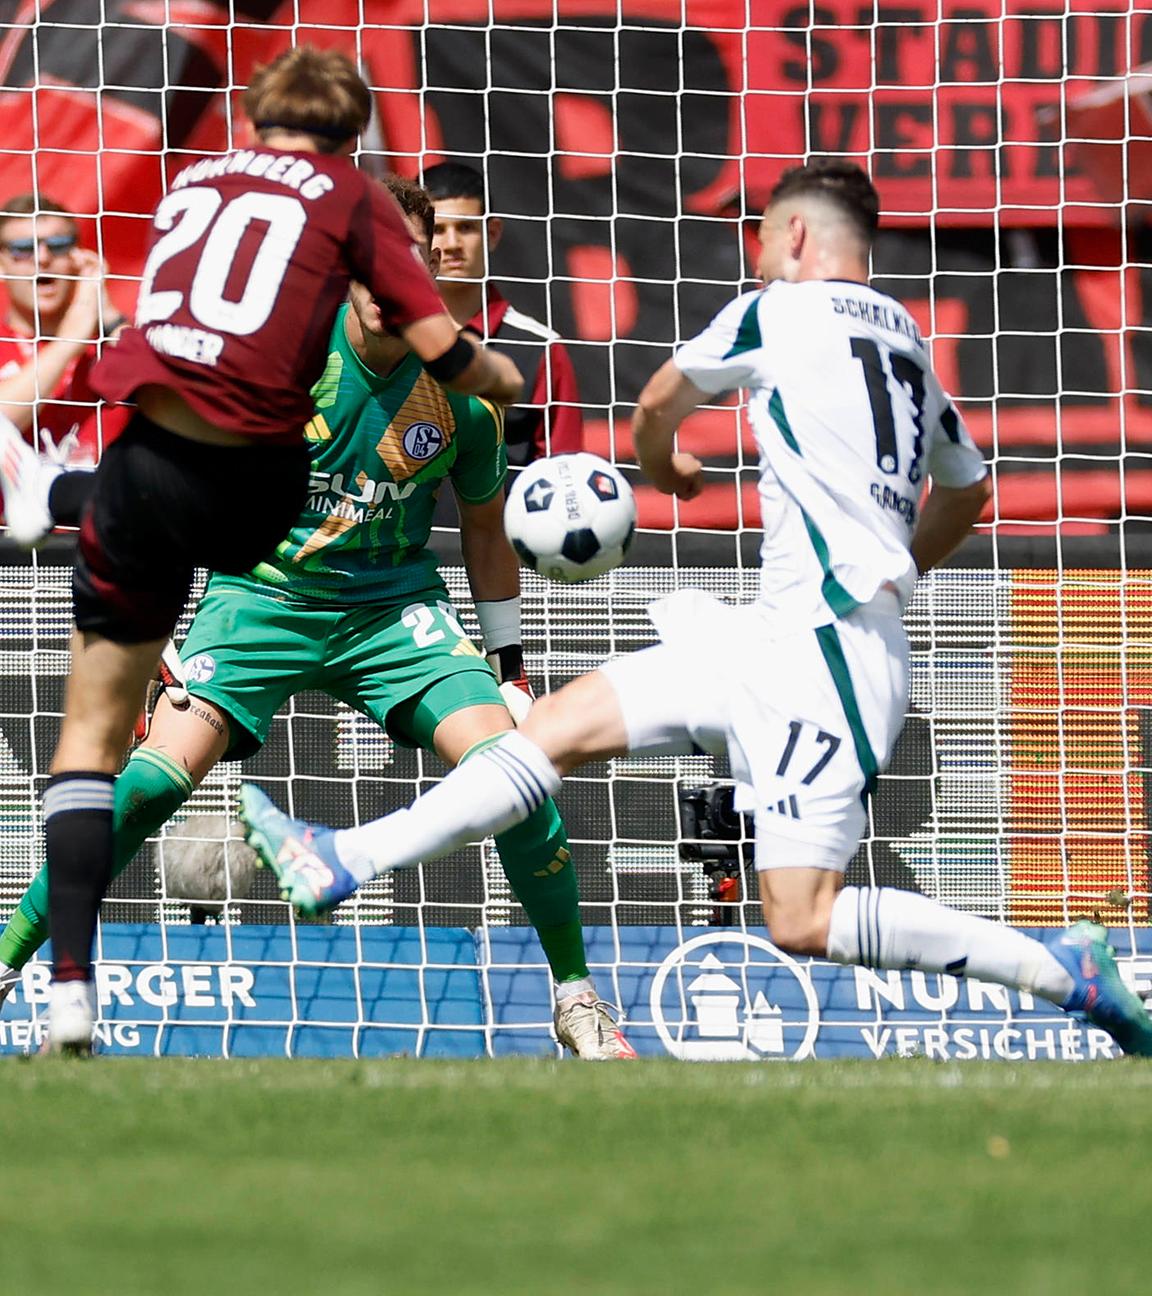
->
[504, 452, 636, 583]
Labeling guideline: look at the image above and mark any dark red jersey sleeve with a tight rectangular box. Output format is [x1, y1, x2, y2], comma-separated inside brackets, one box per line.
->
[89, 150, 452, 441]
[531, 339, 584, 458]
[346, 180, 446, 332]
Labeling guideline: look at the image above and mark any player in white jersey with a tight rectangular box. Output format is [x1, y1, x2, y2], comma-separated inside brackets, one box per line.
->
[241, 159, 1152, 1056]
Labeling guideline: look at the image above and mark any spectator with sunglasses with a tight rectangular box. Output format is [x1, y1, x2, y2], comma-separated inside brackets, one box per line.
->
[0, 194, 130, 469]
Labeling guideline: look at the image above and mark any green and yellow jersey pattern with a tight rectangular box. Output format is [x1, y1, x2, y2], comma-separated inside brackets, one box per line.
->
[240, 303, 506, 603]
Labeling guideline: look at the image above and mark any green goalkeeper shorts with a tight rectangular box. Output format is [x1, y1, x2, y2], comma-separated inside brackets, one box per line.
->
[178, 576, 504, 760]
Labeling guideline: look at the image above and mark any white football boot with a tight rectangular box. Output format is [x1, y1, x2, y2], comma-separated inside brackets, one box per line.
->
[553, 986, 637, 1060]
[47, 980, 95, 1056]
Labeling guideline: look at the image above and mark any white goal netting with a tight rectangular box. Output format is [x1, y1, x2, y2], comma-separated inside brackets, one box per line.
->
[0, 561, 1146, 928]
[0, 3, 1149, 1055]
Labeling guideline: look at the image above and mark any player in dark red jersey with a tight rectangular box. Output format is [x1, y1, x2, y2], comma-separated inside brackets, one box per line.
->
[44, 46, 523, 1052]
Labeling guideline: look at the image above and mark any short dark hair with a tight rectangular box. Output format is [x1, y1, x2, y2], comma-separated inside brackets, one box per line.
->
[421, 161, 486, 207]
[0, 193, 77, 238]
[768, 159, 880, 245]
[383, 174, 434, 244]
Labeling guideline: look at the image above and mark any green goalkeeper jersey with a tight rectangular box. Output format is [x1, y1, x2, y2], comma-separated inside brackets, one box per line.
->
[241, 304, 506, 603]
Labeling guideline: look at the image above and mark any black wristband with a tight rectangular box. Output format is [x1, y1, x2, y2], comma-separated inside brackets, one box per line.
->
[423, 335, 475, 384]
[492, 643, 524, 682]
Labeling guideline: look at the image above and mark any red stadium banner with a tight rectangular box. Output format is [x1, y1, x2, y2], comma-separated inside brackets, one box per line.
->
[2, 1, 1152, 532]
[732, 0, 1152, 225]
[2, 0, 1148, 242]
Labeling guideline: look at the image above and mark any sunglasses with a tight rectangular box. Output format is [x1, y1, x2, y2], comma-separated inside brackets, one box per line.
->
[1, 234, 77, 261]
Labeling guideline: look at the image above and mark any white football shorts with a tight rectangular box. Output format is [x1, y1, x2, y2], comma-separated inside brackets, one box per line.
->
[597, 588, 910, 872]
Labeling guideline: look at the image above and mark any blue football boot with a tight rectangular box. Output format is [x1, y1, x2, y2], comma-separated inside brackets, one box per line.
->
[1046, 920, 1152, 1057]
[239, 784, 359, 917]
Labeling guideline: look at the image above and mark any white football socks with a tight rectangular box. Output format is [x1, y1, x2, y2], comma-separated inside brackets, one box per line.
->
[826, 886, 1075, 1006]
[555, 976, 595, 1003]
[332, 730, 562, 882]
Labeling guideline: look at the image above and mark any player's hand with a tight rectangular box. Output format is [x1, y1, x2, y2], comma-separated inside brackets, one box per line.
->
[157, 640, 190, 708]
[652, 452, 705, 501]
[59, 250, 106, 342]
[487, 644, 534, 726]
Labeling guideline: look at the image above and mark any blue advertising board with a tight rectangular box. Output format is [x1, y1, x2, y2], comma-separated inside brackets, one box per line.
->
[2, 924, 1149, 1060]
[0, 926, 486, 1058]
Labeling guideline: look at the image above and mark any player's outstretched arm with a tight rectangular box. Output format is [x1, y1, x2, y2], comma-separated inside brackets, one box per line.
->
[910, 475, 992, 574]
[459, 491, 519, 607]
[403, 315, 524, 405]
[632, 359, 707, 500]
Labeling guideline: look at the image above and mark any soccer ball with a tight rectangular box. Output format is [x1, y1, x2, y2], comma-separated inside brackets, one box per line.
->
[504, 452, 636, 583]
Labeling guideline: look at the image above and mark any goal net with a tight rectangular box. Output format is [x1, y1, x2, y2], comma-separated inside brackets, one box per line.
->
[0, 1, 1149, 1057]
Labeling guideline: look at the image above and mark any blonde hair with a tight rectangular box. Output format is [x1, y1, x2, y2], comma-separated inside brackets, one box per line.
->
[244, 47, 372, 153]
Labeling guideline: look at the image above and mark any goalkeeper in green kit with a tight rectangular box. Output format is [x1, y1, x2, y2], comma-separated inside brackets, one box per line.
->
[0, 176, 634, 1060]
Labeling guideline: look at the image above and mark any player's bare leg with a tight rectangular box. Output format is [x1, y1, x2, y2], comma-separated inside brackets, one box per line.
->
[143, 690, 231, 786]
[427, 704, 512, 764]
[757, 868, 842, 956]
[760, 864, 1152, 1055]
[517, 672, 631, 773]
[52, 631, 167, 773]
[46, 630, 167, 1053]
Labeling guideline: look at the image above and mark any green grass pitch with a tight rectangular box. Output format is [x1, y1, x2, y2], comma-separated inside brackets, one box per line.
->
[4, 1057, 1147, 1295]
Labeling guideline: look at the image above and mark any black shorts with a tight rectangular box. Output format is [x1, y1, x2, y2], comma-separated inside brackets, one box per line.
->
[73, 414, 311, 643]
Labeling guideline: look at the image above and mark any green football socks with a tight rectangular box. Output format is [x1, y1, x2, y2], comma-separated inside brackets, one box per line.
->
[494, 801, 590, 984]
[462, 735, 590, 983]
[0, 747, 194, 971]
